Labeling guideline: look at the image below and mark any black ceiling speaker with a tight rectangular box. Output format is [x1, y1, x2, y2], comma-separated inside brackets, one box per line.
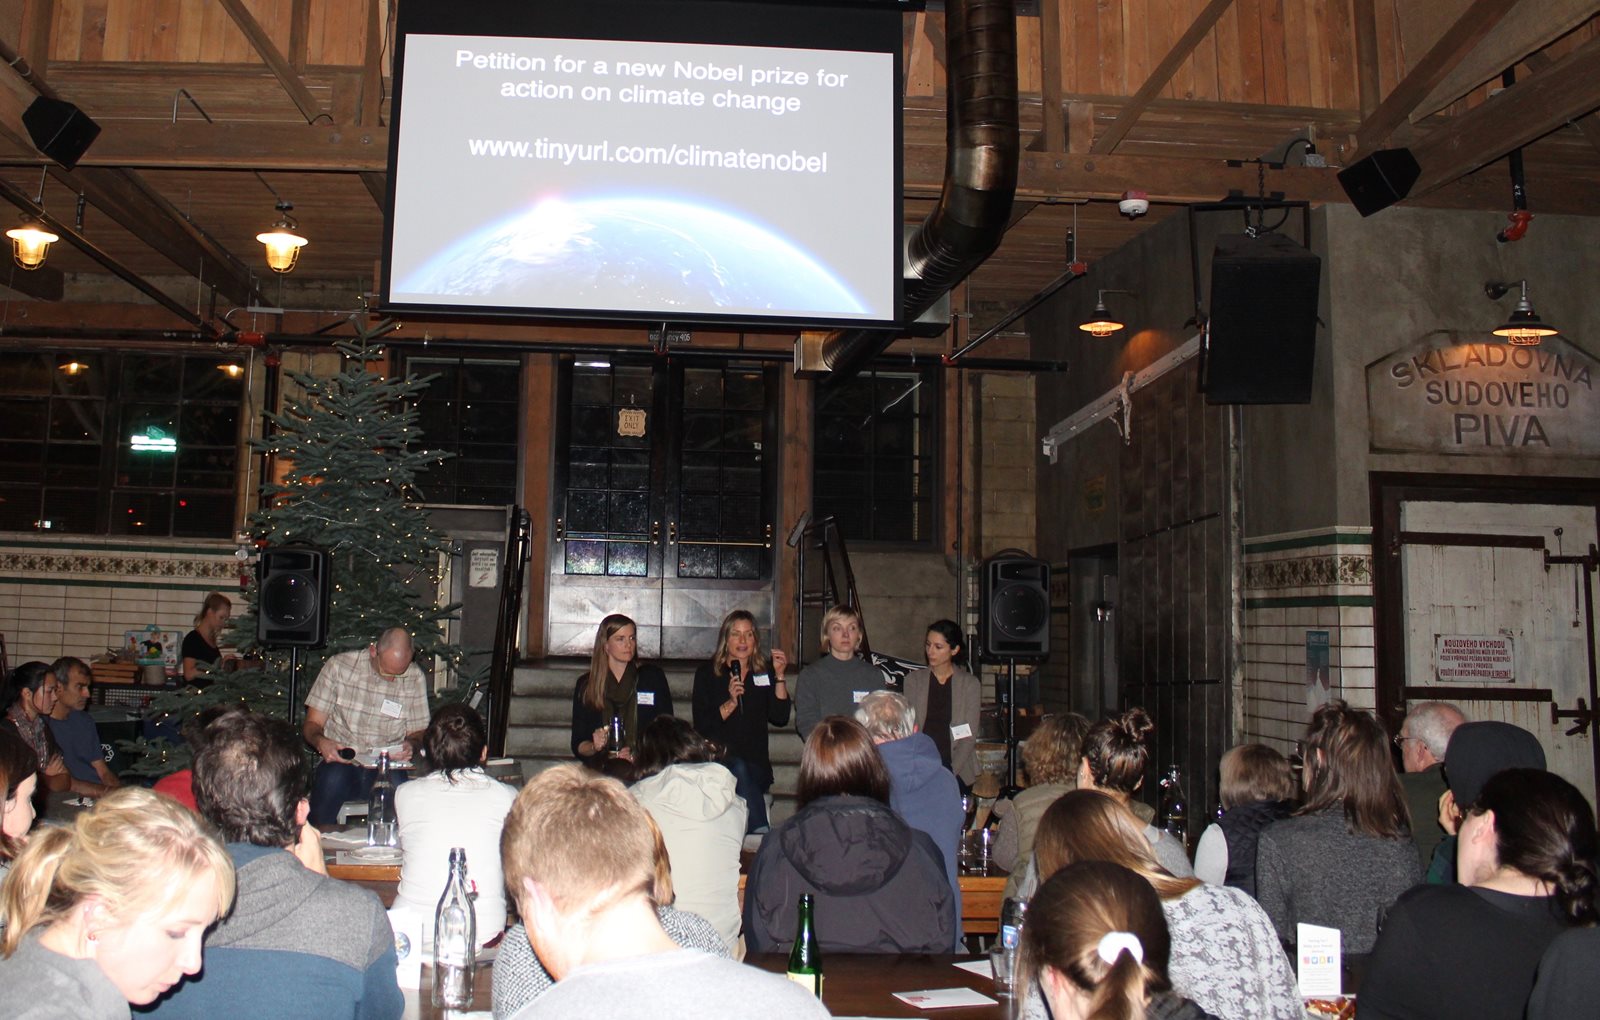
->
[1202, 232, 1321, 405]
[981, 554, 1050, 660]
[256, 546, 330, 648]
[1337, 147, 1420, 217]
[22, 97, 101, 170]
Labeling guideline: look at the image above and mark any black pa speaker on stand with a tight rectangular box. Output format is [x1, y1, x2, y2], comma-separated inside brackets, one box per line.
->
[256, 545, 330, 725]
[980, 552, 1050, 793]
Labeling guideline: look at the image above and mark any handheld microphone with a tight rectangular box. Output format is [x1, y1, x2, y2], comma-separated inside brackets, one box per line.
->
[730, 660, 743, 712]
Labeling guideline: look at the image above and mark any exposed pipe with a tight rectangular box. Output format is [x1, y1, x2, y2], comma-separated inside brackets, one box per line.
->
[1495, 67, 1532, 245]
[817, 0, 1019, 381]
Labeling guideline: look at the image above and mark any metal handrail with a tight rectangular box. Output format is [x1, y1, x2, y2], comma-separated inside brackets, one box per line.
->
[487, 507, 532, 758]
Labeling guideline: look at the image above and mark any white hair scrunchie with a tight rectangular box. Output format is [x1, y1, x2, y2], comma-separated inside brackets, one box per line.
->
[1096, 931, 1144, 965]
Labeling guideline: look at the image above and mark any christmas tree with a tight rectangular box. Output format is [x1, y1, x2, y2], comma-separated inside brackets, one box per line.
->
[124, 331, 470, 774]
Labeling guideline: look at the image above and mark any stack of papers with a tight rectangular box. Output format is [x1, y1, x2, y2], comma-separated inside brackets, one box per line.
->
[891, 988, 999, 1009]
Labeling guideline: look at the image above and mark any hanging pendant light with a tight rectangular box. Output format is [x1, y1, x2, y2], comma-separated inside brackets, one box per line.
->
[1078, 289, 1130, 337]
[256, 201, 308, 273]
[1488, 280, 1558, 346]
[6, 215, 58, 270]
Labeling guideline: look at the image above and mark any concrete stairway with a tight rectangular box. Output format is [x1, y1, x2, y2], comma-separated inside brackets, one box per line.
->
[504, 659, 806, 827]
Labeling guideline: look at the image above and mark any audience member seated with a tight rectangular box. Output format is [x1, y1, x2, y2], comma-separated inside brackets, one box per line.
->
[629, 716, 746, 953]
[46, 657, 120, 798]
[570, 614, 673, 765]
[498, 764, 827, 1020]
[395, 703, 517, 941]
[0, 788, 234, 1019]
[855, 691, 963, 945]
[1427, 719, 1547, 884]
[0, 727, 40, 882]
[491, 809, 730, 1018]
[1255, 700, 1421, 968]
[794, 605, 882, 740]
[1394, 700, 1466, 868]
[1360, 768, 1597, 1020]
[743, 715, 956, 954]
[1035, 790, 1301, 1020]
[0, 662, 69, 794]
[1527, 925, 1600, 1019]
[150, 705, 238, 811]
[181, 592, 236, 686]
[1020, 860, 1225, 1020]
[144, 709, 403, 1019]
[1079, 708, 1194, 878]
[1192, 744, 1297, 895]
[689, 609, 791, 835]
[993, 710, 1091, 897]
[900, 619, 983, 788]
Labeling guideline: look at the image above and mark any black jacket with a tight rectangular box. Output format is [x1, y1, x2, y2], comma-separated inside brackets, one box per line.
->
[742, 794, 955, 954]
[568, 664, 674, 760]
[690, 661, 791, 787]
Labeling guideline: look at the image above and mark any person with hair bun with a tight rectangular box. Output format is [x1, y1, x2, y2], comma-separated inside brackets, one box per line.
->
[743, 716, 954, 954]
[901, 620, 983, 786]
[0, 787, 234, 1018]
[1255, 701, 1420, 964]
[1360, 768, 1598, 1020]
[395, 702, 517, 939]
[1079, 708, 1194, 878]
[1021, 860, 1222, 1020]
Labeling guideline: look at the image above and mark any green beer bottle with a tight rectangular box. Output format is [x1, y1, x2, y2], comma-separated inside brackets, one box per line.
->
[786, 893, 822, 998]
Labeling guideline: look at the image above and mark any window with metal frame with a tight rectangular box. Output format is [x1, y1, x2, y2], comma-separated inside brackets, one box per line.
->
[406, 356, 521, 507]
[813, 366, 937, 546]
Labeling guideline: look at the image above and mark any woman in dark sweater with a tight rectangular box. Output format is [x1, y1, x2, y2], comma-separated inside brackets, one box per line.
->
[689, 609, 791, 834]
[1255, 701, 1420, 964]
[569, 613, 673, 764]
[1360, 768, 1598, 1020]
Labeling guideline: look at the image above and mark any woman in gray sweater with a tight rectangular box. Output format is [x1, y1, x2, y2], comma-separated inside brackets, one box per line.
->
[1255, 700, 1421, 965]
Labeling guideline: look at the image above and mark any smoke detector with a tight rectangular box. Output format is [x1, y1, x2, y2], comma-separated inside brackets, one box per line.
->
[1118, 191, 1150, 218]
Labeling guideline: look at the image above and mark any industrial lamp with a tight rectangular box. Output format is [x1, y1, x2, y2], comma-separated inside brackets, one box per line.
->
[256, 201, 308, 273]
[1078, 289, 1131, 337]
[1486, 279, 1558, 346]
[6, 215, 58, 271]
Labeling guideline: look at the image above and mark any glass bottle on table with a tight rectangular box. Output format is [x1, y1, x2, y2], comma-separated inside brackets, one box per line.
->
[1158, 764, 1189, 851]
[786, 893, 822, 998]
[367, 751, 397, 847]
[433, 847, 477, 1009]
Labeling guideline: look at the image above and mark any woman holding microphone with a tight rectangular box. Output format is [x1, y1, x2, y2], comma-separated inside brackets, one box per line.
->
[691, 610, 791, 834]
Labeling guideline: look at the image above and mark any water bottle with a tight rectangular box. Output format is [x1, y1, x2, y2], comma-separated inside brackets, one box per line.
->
[1158, 764, 1189, 851]
[432, 847, 477, 1009]
[608, 712, 625, 753]
[1000, 897, 1027, 951]
[366, 751, 397, 847]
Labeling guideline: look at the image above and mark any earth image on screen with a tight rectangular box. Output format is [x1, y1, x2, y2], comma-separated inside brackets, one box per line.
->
[397, 195, 867, 317]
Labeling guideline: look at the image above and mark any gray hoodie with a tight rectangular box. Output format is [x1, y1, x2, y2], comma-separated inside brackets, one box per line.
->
[631, 762, 747, 952]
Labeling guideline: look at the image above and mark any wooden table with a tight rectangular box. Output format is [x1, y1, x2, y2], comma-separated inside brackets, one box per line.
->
[748, 953, 1009, 1018]
[736, 852, 1009, 938]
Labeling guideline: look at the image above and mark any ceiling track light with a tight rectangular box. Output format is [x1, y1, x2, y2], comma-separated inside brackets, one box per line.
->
[1078, 289, 1134, 338]
[1485, 279, 1558, 346]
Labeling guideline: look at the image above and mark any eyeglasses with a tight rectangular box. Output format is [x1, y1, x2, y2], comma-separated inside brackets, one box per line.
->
[1393, 734, 1422, 747]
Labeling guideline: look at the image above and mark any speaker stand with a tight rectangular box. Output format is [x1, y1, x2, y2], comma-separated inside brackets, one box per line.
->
[1001, 657, 1023, 798]
[287, 646, 302, 727]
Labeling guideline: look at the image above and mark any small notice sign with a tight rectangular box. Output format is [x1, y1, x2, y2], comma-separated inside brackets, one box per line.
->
[468, 547, 499, 588]
[1435, 634, 1516, 683]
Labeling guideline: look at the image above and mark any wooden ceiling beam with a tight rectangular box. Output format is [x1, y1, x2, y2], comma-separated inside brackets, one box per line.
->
[56, 120, 390, 171]
[1410, 32, 1600, 195]
[18, 0, 53, 86]
[1090, 0, 1236, 155]
[1354, 0, 1521, 154]
[216, 0, 329, 125]
[1036, 0, 1065, 153]
[357, 0, 385, 128]
[1524, 49, 1600, 156]
[360, 171, 386, 208]
[0, 259, 65, 300]
[1352, 0, 1381, 118]
[1414, 0, 1600, 120]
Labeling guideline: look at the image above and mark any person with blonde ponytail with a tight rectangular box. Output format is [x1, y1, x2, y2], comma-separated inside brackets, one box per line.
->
[0, 787, 234, 1019]
[1020, 860, 1221, 1020]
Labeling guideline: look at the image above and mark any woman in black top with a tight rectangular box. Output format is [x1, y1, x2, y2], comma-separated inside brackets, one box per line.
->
[181, 592, 234, 686]
[570, 613, 673, 764]
[1360, 768, 1598, 1020]
[690, 609, 790, 834]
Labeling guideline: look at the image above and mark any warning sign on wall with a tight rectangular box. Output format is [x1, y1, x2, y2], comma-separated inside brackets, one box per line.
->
[1435, 634, 1516, 683]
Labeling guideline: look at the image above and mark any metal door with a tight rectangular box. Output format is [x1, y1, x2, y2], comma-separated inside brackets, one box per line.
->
[546, 359, 779, 659]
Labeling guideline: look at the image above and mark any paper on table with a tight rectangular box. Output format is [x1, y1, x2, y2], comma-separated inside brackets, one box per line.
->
[951, 959, 993, 977]
[892, 987, 1000, 1009]
[1296, 923, 1342, 997]
[320, 827, 371, 849]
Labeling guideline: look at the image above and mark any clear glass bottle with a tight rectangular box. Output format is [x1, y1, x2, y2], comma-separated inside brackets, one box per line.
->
[366, 751, 397, 847]
[786, 893, 822, 998]
[1158, 764, 1189, 851]
[608, 712, 625, 754]
[433, 847, 477, 1009]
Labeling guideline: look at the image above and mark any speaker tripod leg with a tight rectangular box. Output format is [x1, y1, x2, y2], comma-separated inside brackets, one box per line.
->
[288, 646, 300, 727]
[1001, 658, 1022, 798]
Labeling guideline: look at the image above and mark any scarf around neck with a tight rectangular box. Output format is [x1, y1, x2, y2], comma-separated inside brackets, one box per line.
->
[603, 661, 640, 748]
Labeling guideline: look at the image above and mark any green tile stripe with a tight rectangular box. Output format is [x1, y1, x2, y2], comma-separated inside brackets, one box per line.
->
[0, 539, 233, 556]
[0, 575, 225, 593]
[1245, 595, 1375, 609]
[1244, 532, 1372, 554]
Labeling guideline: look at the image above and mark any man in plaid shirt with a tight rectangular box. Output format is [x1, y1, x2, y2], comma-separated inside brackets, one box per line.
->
[302, 627, 431, 824]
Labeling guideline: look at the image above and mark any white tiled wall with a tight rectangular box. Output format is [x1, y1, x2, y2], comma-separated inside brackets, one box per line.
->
[1241, 528, 1376, 754]
[0, 534, 238, 668]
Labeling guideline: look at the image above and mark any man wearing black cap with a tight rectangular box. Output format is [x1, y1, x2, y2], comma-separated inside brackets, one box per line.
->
[1426, 720, 1547, 883]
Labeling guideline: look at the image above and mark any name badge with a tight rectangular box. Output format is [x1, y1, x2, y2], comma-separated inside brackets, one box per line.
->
[753, 673, 772, 688]
[852, 690, 870, 704]
[951, 723, 973, 740]
[380, 698, 403, 719]
[637, 691, 655, 707]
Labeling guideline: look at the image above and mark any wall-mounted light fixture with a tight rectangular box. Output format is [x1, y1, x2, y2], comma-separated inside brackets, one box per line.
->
[1078, 289, 1135, 337]
[58, 360, 89, 376]
[1485, 279, 1558, 346]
